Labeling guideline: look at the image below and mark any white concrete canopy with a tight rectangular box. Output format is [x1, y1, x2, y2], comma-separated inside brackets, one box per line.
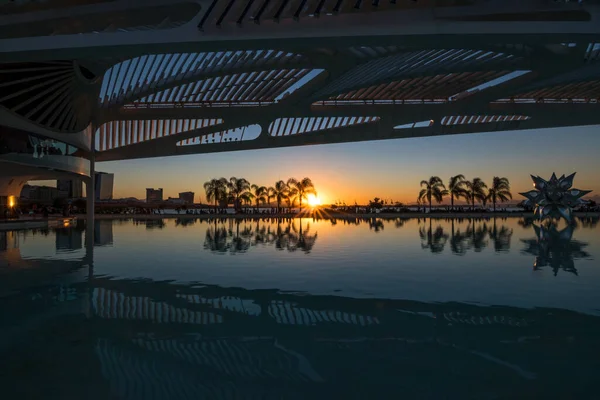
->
[0, 0, 599, 163]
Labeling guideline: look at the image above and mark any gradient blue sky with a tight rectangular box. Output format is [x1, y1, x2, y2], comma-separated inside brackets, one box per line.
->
[93, 125, 600, 205]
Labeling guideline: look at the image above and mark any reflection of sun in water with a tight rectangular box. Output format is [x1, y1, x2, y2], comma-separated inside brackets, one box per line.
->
[307, 194, 321, 207]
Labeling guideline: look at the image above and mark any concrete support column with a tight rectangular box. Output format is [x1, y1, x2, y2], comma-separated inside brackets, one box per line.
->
[85, 147, 96, 301]
[85, 145, 95, 256]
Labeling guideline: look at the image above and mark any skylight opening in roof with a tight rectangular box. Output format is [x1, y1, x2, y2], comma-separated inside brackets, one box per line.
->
[453, 70, 530, 98]
[274, 69, 325, 102]
[177, 124, 261, 146]
[394, 121, 433, 129]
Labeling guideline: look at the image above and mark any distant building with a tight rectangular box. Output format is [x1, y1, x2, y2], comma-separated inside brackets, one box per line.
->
[95, 172, 114, 200]
[166, 197, 186, 205]
[20, 185, 59, 203]
[146, 188, 163, 203]
[178, 191, 194, 204]
[57, 179, 83, 198]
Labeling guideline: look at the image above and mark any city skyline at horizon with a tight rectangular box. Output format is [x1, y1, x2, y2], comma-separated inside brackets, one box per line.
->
[29, 125, 600, 206]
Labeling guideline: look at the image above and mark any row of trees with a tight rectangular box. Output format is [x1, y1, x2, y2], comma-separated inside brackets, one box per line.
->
[419, 175, 512, 212]
[203, 177, 316, 212]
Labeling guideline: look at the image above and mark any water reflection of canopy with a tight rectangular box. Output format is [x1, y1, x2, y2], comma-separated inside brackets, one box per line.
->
[86, 277, 600, 399]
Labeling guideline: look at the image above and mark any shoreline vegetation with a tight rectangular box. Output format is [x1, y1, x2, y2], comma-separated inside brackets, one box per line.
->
[89, 211, 600, 220]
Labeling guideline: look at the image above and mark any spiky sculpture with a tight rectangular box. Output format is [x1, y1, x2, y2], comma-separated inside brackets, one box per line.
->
[519, 173, 591, 222]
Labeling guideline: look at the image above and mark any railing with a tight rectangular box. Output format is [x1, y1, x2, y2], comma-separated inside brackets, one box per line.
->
[493, 98, 600, 104]
[312, 99, 449, 106]
[0, 134, 90, 177]
[122, 101, 274, 109]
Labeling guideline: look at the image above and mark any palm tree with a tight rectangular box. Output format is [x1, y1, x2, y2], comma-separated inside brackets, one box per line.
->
[227, 177, 251, 211]
[203, 178, 228, 210]
[287, 177, 316, 211]
[251, 184, 267, 212]
[448, 174, 468, 210]
[464, 178, 488, 210]
[240, 192, 254, 212]
[273, 180, 288, 213]
[418, 176, 447, 212]
[266, 186, 276, 209]
[486, 177, 512, 212]
[286, 187, 298, 210]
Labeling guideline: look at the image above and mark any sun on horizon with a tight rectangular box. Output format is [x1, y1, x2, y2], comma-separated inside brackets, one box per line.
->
[307, 194, 321, 207]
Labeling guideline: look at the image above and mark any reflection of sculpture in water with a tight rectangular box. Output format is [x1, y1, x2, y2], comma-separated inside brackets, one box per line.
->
[521, 222, 591, 276]
[204, 218, 317, 254]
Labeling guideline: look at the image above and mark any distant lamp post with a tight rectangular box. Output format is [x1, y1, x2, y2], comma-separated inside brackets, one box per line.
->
[519, 173, 591, 223]
[8, 195, 15, 209]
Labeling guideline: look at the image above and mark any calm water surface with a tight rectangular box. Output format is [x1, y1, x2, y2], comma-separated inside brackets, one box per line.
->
[1, 216, 599, 399]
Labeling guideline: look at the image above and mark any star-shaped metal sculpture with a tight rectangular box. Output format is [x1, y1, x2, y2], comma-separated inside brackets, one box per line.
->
[519, 173, 591, 223]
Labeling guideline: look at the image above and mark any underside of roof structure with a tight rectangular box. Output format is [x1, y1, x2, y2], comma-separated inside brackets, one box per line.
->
[1, 0, 600, 160]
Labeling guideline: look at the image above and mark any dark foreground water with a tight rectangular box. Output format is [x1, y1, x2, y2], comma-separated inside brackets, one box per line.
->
[1, 216, 599, 399]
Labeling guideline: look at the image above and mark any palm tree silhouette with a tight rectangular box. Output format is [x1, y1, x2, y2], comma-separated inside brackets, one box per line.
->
[418, 176, 447, 212]
[286, 186, 298, 210]
[227, 177, 251, 211]
[486, 177, 512, 212]
[251, 184, 267, 212]
[240, 192, 254, 211]
[464, 178, 488, 210]
[287, 177, 316, 212]
[266, 186, 276, 209]
[448, 175, 468, 210]
[203, 177, 228, 210]
[273, 180, 288, 213]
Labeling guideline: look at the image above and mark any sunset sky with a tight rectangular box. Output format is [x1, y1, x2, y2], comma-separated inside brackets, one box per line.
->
[92, 124, 600, 205]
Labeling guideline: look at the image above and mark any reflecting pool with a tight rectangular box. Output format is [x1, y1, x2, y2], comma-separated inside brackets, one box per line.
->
[1, 216, 599, 399]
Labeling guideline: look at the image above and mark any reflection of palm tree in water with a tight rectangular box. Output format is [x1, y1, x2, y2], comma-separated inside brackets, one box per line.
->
[285, 220, 318, 253]
[419, 219, 449, 253]
[367, 218, 384, 233]
[230, 220, 252, 253]
[204, 225, 230, 253]
[521, 222, 592, 276]
[467, 220, 489, 252]
[448, 218, 511, 255]
[518, 217, 536, 229]
[577, 216, 599, 229]
[489, 218, 513, 252]
[450, 219, 470, 255]
[175, 218, 196, 227]
[394, 218, 409, 229]
[205, 218, 317, 254]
